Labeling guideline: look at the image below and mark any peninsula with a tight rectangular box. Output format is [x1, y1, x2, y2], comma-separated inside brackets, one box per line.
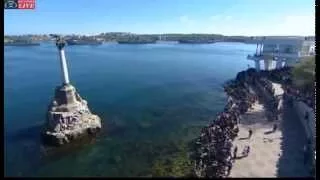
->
[4, 39, 40, 46]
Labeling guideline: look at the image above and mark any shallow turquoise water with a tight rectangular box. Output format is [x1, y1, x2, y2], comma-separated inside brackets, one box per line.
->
[4, 42, 255, 176]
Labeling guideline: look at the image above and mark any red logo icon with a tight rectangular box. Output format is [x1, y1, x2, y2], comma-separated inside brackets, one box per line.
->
[18, 0, 35, 9]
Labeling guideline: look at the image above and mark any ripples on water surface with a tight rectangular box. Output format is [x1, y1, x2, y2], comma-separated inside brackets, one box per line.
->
[4, 42, 256, 176]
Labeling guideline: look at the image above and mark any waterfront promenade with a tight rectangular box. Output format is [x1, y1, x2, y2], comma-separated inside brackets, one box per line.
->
[230, 83, 310, 177]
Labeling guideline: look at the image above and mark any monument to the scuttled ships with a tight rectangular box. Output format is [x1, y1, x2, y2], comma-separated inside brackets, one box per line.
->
[42, 35, 102, 146]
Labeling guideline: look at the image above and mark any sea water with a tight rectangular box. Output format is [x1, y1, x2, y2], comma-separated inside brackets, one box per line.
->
[4, 42, 256, 176]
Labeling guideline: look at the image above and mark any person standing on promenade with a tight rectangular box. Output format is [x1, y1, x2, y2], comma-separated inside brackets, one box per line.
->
[233, 146, 238, 159]
[303, 144, 309, 165]
[272, 124, 278, 133]
[226, 161, 232, 176]
[248, 129, 253, 139]
[305, 112, 309, 120]
[242, 145, 250, 157]
[246, 146, 251, 156]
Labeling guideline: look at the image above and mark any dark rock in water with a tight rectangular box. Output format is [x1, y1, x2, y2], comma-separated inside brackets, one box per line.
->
[68, 132, 78, 140]
[40, 128, 105, 162]
[41, 126, 102, 147]
[87, 127, 101, 135]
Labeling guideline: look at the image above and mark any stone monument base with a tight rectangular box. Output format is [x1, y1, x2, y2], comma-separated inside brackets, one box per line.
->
[42, 84, 102, 146]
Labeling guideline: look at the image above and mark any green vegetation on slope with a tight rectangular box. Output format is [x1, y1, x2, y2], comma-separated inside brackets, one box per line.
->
[292, 56, 315, 91]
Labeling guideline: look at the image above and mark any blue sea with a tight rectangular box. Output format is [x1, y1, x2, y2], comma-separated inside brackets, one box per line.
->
[4, 42, 256, 177]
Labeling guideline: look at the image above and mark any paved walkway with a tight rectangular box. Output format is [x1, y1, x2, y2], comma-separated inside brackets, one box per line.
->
[229, 83, 310, 177]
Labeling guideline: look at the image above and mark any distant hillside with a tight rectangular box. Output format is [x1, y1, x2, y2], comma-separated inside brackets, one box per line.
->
[4, 33, 315, 43]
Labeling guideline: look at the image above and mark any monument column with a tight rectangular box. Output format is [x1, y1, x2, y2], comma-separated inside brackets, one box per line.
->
[56, 38, 70, 85]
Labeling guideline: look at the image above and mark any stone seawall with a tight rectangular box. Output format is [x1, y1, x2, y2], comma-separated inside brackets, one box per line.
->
[292, 101, 315, 142]
[292, 100, 316, 174]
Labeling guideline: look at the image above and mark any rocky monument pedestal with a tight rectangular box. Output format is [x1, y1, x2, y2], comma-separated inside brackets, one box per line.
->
[42, 84, 102, 146]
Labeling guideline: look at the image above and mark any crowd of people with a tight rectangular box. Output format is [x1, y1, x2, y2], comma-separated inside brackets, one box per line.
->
[256, 77, 280, 121]
[283, 86, 315, 110]
[258, 78, 275, 96]
[260, 67, 292, 84]
[262, 67, 314, 111]
[193, 69, 258, 178]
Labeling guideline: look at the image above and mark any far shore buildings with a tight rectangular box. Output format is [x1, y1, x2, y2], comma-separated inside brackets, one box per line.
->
[247, 37, 315, 71]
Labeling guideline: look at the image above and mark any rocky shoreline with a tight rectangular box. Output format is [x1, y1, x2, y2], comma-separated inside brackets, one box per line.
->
[190, 68, 284, 177]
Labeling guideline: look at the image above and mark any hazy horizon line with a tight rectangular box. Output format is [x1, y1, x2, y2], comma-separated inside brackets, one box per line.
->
[4, 32, 315, 37]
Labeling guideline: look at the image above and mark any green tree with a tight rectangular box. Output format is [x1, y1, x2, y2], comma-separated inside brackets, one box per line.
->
[292, 56, 315, 91]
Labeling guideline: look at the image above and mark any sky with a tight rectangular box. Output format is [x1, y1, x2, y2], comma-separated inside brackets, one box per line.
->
[4, 0, 315, 36]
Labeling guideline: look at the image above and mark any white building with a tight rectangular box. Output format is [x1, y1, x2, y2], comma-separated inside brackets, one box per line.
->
[247, 37, 315, 71]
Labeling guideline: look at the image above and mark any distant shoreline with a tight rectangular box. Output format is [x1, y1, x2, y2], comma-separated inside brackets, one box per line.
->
[4, 41, 256, 47]
[4, 43, 40, 46]
[5, 34, 314, 45]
